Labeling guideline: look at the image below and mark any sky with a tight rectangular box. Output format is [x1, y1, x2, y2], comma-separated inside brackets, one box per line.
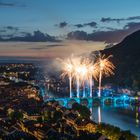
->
[1, 0, 140, 58]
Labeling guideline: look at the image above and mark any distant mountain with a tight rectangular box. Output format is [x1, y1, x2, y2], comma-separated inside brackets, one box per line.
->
[101, 30, 140, 90]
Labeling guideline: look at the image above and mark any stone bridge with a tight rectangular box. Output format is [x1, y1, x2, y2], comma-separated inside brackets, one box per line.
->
[45, 96, 136, 108]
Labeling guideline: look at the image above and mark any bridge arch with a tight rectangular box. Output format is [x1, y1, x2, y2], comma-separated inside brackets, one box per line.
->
[80, 98, 89, 106]
[92, 97, 101, 106]
[45, 96, 135, 108]
[57, 100, 65, 106]
[55, 98, 68, 107]
[67, 98, 79, 108]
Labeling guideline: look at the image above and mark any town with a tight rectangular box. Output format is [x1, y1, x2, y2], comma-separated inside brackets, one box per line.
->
[0, 63, 139, 140]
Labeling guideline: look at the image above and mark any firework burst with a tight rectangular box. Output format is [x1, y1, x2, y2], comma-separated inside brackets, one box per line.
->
[96, 54, 115, 97]
[60, 53, 115, 98]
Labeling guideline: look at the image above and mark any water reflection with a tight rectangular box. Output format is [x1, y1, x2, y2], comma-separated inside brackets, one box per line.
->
[90, 106, 102, 123]
[90, 107, 93, 120]
[44, 88, 140, 137]
[98, 106, 101, 123]
[93, 105, 140, 137]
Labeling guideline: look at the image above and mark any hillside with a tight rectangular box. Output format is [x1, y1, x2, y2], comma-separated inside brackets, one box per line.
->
[101, 30, 140, 90]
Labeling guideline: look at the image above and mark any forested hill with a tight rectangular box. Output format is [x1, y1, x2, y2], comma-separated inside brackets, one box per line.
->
[101, 30, 140, 90]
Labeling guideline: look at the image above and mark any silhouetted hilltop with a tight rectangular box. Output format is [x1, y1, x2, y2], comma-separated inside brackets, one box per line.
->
[101, 30, 140, 90]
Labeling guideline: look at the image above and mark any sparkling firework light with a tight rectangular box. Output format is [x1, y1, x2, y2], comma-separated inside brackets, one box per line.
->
[60, 55, 76, 98]
[97, 54, 115, 97]
[60, 53, 115, 98]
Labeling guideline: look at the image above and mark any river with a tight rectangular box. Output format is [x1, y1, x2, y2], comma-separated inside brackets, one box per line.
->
[1, 59, 139, 137]
[92, 105, 140, 137]
[43, 88, 140, 137]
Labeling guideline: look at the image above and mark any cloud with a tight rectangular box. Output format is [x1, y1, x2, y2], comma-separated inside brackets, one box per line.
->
[101, 17, 124, 23]
[0, 29, 6, 33]
[0, 1, 15, 7]
[101, 16, 140, 23]
[56, 21, 68, 28]
[29, 44, 64, 50]
[67, 22, 140, 43]
[84, 21, 97, 27]
[105, 27, 117, 31]
[0, 30, 59, 42]
[1, 34, 14, 38]
[67, 31, 88, 40]
[75, 21, 97, 28]
[6, 26, 19, 31]
[29, 47, 45, 50]
[127, 16, 140, 20]
[75, 24, 84, 28]
[124, 22, 140, 30]
[0, 1, 26, 7]
[46, 44, 64, 47]
[0, 26, 19, 35]
[56, 21, 97, 29]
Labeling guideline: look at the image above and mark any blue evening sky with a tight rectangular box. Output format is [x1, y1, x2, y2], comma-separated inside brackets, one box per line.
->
[1, 0, 140, 58]
[1, 0, 140, 35]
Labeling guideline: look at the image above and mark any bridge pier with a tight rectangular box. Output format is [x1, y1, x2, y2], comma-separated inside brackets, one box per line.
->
[88, 98, 93, 108]
[63, 99, 68, 107]
[75, 98, 80, 104]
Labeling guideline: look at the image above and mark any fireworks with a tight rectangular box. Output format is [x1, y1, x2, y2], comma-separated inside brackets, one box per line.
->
[60, 53, 115, 98]
[97, 54, 115, 77]
[59, 55, 76, 98]
[97, 54, 115, 97]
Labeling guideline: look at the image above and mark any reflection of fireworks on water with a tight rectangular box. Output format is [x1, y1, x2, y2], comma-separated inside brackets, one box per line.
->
[60, 53, 115, 98]
[98, 106, 101, 124]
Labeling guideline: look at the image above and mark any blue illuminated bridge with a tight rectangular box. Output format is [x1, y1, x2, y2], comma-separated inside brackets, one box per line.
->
[44, 96, 136, 108]
[40, 86, 136, 108]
